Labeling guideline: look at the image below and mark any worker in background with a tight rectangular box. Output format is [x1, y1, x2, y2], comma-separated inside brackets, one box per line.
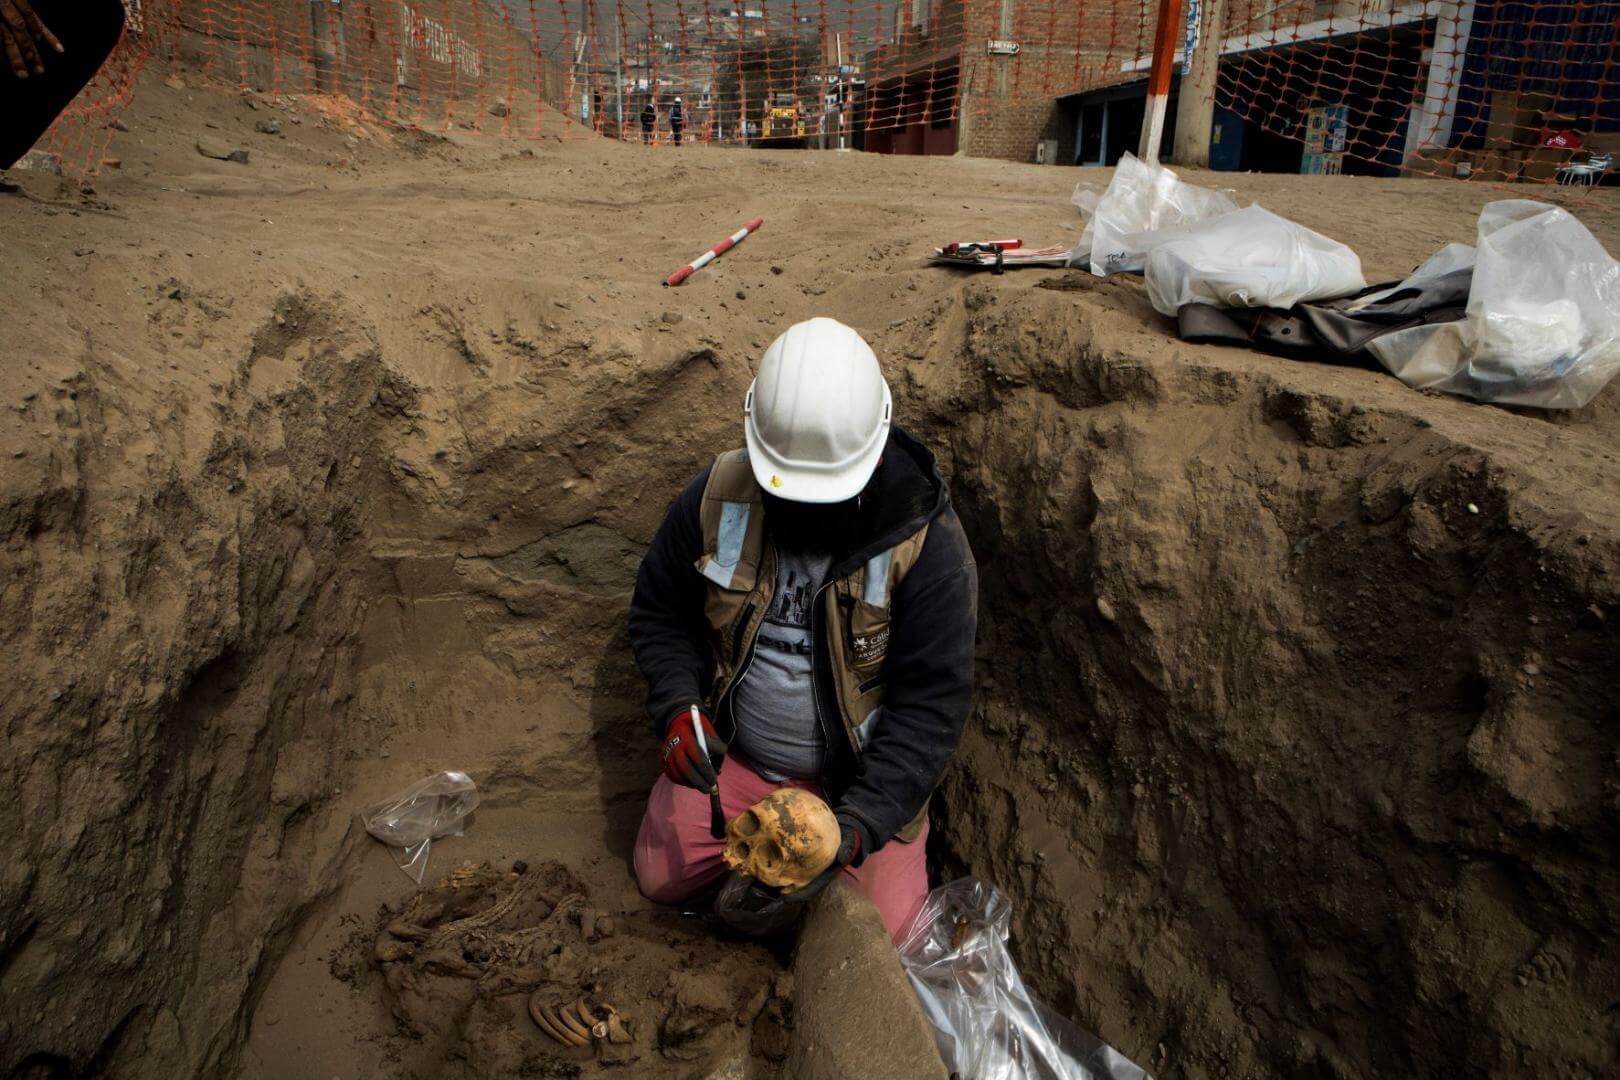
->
[669, 96, 685, 147]
[638, 100, 655, 145]
[628, 317, 978, 941]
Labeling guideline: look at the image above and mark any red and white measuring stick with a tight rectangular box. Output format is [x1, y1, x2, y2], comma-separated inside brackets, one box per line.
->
[663, 216, 765, 286]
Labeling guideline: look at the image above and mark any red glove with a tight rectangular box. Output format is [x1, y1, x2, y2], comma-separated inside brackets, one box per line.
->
[662, 706, 726, 791]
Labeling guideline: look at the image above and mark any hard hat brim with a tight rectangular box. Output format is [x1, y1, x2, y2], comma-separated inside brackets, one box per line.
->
[743, 386, 891, 504]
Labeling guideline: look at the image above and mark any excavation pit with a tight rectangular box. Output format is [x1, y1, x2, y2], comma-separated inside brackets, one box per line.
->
[4, 70, 1618, 1080]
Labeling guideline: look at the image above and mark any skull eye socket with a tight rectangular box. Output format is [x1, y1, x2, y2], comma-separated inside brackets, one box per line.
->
[724, 789, 840, 890]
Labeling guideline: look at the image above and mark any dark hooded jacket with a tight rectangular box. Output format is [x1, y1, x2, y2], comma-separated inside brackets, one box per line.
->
[627, 427, 978, 856]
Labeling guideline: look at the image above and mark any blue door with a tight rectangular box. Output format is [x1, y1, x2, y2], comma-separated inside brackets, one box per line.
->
[1209, 106, 1244, 171]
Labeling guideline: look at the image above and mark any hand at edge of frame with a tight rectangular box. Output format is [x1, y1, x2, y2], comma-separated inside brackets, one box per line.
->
[1, 0, 65, 80]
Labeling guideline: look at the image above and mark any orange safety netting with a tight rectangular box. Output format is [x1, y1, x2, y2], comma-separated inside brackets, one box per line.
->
[30, 0, 1620, 185]
[1211, 0, 1618, 183]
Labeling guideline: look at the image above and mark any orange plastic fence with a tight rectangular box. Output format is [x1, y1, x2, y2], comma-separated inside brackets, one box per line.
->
[32, 0, 1620, 184]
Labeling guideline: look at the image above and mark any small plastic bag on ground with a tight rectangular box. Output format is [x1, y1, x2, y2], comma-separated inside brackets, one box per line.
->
[1144, 205, 1366, 316]
[361, 771, 480, 884]
[1367, 200, 1620, 408]
[1070, 151, 1238, 276]
[897, 878, 1150, 1080]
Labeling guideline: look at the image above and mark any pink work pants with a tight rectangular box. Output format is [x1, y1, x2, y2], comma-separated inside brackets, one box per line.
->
[633, 755, 929, 941]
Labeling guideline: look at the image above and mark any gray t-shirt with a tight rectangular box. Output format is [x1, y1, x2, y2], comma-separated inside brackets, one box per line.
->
[730, 549, 832, 780]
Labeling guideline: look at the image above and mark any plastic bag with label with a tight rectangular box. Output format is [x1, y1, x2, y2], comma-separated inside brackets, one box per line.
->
[361, 770, 481, 884]
[1367, 200, 1620, 408]
[1144, 205, 1366, 316]
[897, 878, 1150, 1080]
[1070, 151, 1238, 276]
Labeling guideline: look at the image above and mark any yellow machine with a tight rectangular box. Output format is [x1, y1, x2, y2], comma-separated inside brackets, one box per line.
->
[761, 92, 806, 146]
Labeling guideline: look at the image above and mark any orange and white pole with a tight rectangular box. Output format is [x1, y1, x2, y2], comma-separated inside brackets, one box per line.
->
[1138, 0, 1186, 163]
[663, 217, 764, 286]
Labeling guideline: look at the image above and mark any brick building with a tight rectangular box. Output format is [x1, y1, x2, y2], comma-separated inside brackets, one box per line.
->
[862, 0, 1150, 160]
[1052, 0, 1620, 176]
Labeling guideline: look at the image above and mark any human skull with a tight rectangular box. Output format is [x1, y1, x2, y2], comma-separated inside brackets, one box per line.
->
[722, 789, 841, 893]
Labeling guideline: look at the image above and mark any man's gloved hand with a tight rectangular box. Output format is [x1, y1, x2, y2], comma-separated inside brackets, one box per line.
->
[662, 706, 726, 791]
[775, 812, 864, 909]
[713, 812, 871, 936]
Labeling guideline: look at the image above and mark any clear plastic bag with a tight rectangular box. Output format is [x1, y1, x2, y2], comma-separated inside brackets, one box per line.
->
[361, 771, 480, 884]
[896, 878, 1150, 1080]
[1070, 151, 1238, 276]
[1144, 205, 1366, 316]
[1367, 200, 1620, 408]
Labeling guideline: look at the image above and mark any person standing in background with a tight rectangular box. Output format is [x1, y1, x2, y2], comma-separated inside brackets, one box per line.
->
[639, 100, 656, 145]
[669, 96, 685, 147]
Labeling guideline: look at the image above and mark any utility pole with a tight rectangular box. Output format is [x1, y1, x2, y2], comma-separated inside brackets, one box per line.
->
[1137, 0, 1185, 163]
[834, 33, 844, 150]
[1173, 0, 1223, 167]
[738, 10, 747, 144]
[615, 16, 625, 136]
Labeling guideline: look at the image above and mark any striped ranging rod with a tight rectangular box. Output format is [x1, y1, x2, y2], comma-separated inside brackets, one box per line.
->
[664, 217, 765, 286]
[1137, 0, 1187, 163]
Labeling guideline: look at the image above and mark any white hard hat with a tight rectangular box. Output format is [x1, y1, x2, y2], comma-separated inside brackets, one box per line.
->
[744, 318, 891, 503]
[674, 96, 683, 102]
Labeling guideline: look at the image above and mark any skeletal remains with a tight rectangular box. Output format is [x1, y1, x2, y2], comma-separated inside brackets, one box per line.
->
[377, 861, 586, 980]
[722, 788, 842, 892]
[369, 859, 648, 1058]
[530, 994, 632, 1047]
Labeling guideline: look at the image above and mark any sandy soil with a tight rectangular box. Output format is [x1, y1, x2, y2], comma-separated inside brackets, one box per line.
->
[2, 65, 1618, 1080]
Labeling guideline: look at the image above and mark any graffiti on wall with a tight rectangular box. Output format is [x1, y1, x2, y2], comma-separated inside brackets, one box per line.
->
[397, 3, 483, 84]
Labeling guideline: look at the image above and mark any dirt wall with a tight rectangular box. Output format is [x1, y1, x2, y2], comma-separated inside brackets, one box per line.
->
[0, 295, 402, 1075]
[0, 278, 744, 1078]
[913, 280, 1620, 1077]
[0, 79, 754, 1070]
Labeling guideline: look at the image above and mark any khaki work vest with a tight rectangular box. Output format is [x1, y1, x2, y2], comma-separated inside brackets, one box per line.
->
[695, 449, 932, 842]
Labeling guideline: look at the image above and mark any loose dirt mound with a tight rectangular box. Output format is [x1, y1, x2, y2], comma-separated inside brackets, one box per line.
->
[3, 64, 1618, 1080]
